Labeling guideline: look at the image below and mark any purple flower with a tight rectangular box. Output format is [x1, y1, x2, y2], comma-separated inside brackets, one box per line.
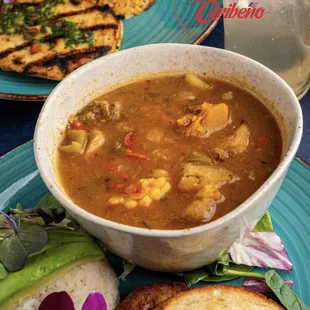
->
[39, 291, 107, 310]
[229, 232, 293, 270]
[38, 292, 75, 310]
[82, 291, 107, 310]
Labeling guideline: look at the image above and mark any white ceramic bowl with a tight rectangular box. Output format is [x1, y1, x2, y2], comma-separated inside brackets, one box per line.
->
[34, 44, 303, 272]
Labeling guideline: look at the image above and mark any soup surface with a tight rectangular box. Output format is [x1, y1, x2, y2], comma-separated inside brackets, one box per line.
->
[57, 74, 282, 230]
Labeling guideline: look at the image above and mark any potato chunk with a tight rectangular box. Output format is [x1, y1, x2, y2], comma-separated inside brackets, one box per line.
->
[177, 102, 230, 138]
[84, 128, 105, 158]
[185, 74, 212, 90]
[178, 164, 239, 191]
[182, 184, 223, 223]
[219, 123, 250, 155]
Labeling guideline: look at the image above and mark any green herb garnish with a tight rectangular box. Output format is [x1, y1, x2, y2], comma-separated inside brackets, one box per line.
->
[50, 20, 94, 47]
[0, 212, 48, 272]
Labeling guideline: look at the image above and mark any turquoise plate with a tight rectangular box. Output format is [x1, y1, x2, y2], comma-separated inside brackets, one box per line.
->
[0, 141, 309, 305]
[0, 0, 222, 101]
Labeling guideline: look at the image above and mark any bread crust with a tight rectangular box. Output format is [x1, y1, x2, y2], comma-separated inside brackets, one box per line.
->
[118, 282, 188, 310]
[161, 285, 284, 310]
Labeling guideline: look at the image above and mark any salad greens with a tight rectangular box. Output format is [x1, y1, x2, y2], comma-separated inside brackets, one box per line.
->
[252, 211, 273, 232]
[265, 271, 309, 310]
[0, 193, 79, 276]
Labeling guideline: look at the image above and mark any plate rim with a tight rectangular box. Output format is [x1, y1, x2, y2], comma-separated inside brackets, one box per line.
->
[0, 19, 219, 102]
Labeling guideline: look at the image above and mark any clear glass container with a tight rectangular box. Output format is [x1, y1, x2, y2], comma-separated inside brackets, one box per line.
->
[224, 0, 310, 99]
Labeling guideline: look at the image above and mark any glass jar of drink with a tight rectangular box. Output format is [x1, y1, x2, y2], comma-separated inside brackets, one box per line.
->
[224, 0, 310, 99]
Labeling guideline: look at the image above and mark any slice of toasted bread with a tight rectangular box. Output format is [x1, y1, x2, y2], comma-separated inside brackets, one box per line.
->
[161, 285, 283, 310]
[118, 282, 188, 310]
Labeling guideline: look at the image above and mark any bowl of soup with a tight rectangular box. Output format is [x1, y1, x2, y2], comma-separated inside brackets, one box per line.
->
[34, 44, 302, 272]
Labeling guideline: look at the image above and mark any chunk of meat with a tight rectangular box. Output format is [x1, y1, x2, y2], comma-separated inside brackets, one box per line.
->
[176, 102, 230, 138]
[178, 164, 239, 191]
[210, 148, 229, 162]
[219, 123, 250, 155]
[78, 100, 121, 123]
[84, 129, 105, 158]
[182, 184, 224, 223]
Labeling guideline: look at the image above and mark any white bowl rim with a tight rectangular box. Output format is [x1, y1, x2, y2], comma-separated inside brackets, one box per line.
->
[34, 43, 303, 238]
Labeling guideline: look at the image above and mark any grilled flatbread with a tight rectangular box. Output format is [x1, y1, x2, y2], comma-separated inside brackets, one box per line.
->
[0, 0, 155, 80]
[0, 3, 122, 80]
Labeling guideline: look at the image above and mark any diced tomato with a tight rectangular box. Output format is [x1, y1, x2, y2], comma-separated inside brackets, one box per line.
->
[29, 28, 39, 35]
[71, 120, 82, 129]
[180, 152, 185, 156]
[255, 136, 269, 149]
[120, 173, 129, 181]
[125, 152, 149, 161]
[0, 8, 6, 14]
[124, 131, 135, 148]
[216, 82, 224, 88]
[107, 156, 116, 161]
[146, 80, 151, 85]
[30, 42, 41, 54]
[107, 166, 116, 172]
[110, 183, 127, 192]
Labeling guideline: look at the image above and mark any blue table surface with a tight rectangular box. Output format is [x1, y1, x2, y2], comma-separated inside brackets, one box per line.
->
[0, 18, 309, 162]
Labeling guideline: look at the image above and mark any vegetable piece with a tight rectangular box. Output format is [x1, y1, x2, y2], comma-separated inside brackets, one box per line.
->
[229, 232, 293, 270]
[152, 169, 169, 178]
[82, 291, 107, 310]
[243, 278, 293, 295]
[125, 152, 149, 161]
[68, 130, 88, 146]
[108, 196, 125, 205]
[205, 103, 230, 130]
[185, 74, 211, 90]
[84, 129, 105, 158]
[184, 269, 209, 287]
[39, 291, 75, 310]
[184, 151, 214, 164]
[0, 222, 48, 272]
[0, 263, 8, 280]
[109, 177, 171, 208]
[265, 271, 309, 310]
[255, 136, 269, 149]
[222, 91, 233, 100]
[124, 131, 135, 148]
[178, 164, 239, 191]
[58, 141, 84, 153]
[123, 198, 138, 209]
[176, 90, 195, 101]
[59, 129, 88, 154]
[252, 211, 273, 232]
[146, 129, 164, 143]
[177, 102, 230, 138]
[30, 42, 41, 54]
[218, 123, 250, 155]
[182, 184, 222, 223]
[119, 260, 136, 281]
[71, 120, 82, 129]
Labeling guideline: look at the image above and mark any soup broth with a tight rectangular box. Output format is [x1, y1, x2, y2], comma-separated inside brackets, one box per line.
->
[57, 74, 282, 230]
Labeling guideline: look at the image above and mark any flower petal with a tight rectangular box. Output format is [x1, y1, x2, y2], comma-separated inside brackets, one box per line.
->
[39, 291, 75, 310]
[229, 232, 293, 270]
[82, 291, 107, 310]
[243, 278, 293, 294]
